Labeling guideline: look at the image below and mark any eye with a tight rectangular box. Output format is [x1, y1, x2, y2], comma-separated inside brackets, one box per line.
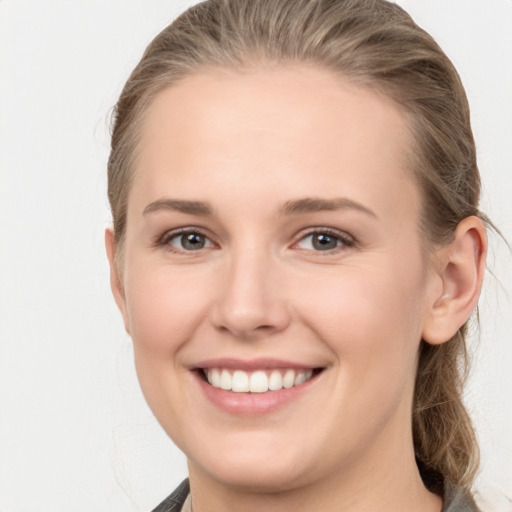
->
[161, 230, 215, 252]
[294, 230, 354, 252]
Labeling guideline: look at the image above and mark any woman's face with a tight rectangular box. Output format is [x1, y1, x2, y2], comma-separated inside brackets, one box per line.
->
[112, 66, 442, 491]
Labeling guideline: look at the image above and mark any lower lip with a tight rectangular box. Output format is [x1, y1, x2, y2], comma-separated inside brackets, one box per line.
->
[193, 371, 320, 416]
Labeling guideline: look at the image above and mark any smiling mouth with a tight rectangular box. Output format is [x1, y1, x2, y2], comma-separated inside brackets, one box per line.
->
[200, 368, 323, 393]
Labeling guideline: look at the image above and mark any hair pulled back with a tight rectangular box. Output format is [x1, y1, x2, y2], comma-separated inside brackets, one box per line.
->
[108, 0, 485, 489]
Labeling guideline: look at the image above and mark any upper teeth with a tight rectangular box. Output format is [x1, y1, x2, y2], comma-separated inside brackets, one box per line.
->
[205, 368, 314, 393]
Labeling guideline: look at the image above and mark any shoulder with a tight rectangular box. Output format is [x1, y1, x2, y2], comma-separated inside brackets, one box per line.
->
[150, 479, 190, 512]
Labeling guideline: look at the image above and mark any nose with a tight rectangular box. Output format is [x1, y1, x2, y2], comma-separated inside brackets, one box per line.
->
[210, 249, 291, 339]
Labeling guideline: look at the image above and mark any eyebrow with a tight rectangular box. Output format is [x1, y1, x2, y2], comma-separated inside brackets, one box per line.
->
[280, 197, 377, 218]
[142, 196, 376, 218]
[143, 199, 213, 216]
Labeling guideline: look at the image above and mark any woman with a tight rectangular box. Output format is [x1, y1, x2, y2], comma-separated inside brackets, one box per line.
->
[105, 1, 489, 510]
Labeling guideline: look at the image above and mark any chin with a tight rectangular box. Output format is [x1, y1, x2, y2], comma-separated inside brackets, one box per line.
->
[187, 434, 318, 493]
[200, 460, 309, 494]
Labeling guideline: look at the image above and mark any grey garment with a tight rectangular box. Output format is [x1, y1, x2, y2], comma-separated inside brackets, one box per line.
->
[151, 479, 189, 512]
[151, 478, 481, 512]
[442, 483, 481, 512]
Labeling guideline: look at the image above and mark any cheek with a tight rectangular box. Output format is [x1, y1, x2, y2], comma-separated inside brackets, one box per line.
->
[121, 259, 217, 433]
[294, 257, 427, 382]
[123, 260, 215, 356]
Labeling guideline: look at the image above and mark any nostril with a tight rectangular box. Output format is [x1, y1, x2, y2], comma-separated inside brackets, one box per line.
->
[209, 274, 291, 337]
[214, 320, 284, 339]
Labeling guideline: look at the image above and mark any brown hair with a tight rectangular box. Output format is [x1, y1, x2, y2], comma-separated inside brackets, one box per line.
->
[108, 0, 485, 489]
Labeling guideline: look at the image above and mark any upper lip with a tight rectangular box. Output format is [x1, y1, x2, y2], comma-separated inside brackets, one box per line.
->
[193, 358, 322, 371]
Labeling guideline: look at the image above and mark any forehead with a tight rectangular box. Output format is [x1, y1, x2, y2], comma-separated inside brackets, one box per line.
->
[132, 65, 418, 220]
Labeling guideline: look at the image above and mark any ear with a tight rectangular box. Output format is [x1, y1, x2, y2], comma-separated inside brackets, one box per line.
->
[422, 216, 487, 345]
[105, 228, 131, 335]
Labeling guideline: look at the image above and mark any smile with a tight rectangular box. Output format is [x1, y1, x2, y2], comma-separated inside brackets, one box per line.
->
[203, 368, 315, 393]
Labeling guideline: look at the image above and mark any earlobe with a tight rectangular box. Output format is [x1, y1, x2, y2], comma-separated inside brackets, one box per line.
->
[422, 216, 487, 345]
[105, 228, 131, 335]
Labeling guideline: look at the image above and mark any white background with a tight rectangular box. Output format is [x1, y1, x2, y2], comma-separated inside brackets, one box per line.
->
[0, 1, 511, 511]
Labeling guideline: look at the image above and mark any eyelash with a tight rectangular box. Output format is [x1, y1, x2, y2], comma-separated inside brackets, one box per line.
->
[292, 228, 356, 253]
[157, 228, 215, 254]
[156, 227, 356, 254]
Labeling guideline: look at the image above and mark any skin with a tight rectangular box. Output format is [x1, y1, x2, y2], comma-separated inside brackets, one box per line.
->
[106, 65, 487, 512]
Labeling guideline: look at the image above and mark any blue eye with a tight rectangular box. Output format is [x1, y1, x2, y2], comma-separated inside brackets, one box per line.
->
[165, 231, 214, 251]
[296, 231, 353, 251]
